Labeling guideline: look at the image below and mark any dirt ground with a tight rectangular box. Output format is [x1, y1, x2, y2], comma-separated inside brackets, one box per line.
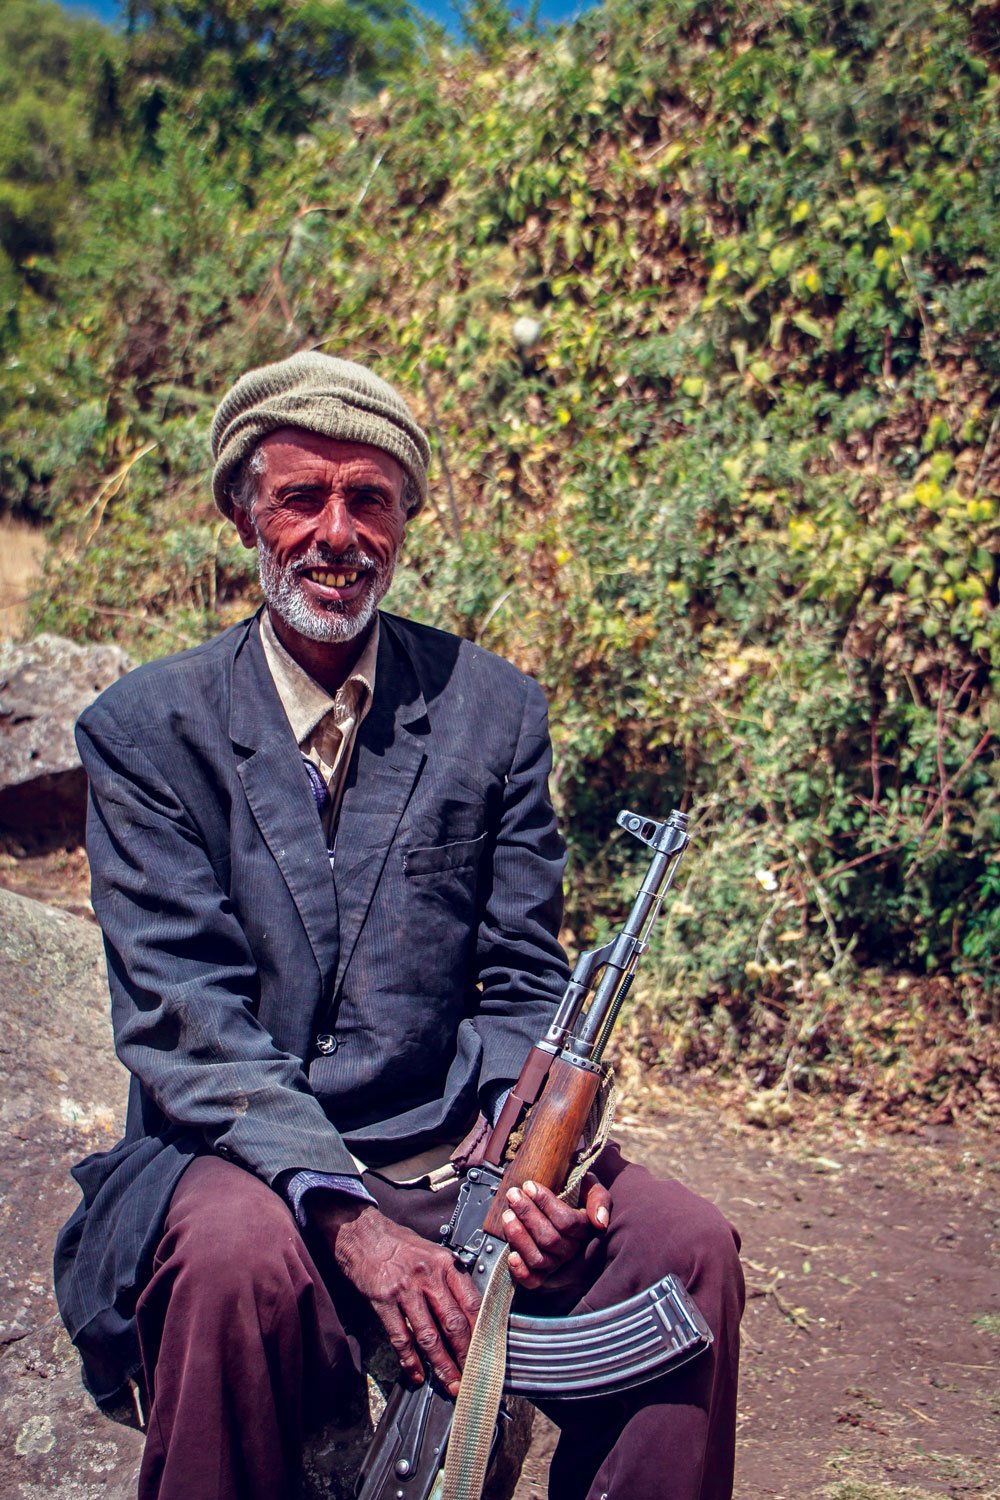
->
[0, 845, 94, 919]
[3, 855, 998, 1500]
[516, 1104, 999, 1500]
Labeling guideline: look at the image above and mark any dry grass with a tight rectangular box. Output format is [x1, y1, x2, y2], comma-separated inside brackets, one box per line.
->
[0, 518, 46, 640]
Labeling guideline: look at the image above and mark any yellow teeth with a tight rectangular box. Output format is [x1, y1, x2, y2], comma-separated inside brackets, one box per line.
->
[308, 569, 360, 587]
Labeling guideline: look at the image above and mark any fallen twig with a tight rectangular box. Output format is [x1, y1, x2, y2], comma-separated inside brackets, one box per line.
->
[746, 1264, 813, 1332]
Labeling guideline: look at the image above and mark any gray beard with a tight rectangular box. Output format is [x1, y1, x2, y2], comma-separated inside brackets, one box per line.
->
[254, 536, 395, 644]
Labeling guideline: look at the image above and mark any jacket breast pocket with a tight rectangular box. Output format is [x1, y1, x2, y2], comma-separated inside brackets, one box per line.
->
[399, 835, 487, 990]
[404, 833, 486, 878]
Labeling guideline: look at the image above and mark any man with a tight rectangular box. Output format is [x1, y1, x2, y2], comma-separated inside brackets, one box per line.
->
[55, 353, 744, 1500]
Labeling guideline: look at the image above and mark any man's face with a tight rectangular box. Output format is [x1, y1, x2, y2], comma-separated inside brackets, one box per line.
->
[233, 428, 408, 645]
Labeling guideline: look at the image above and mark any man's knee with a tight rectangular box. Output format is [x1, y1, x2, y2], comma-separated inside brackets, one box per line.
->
[152, 1156, 310, 1320]
[646, 1181, 741, 1289]
[599, 1152, 744, 1325]
[668, 1190, 745, 1327]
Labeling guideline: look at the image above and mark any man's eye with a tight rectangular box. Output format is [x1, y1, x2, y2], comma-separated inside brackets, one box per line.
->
[283, 491, 322, 508]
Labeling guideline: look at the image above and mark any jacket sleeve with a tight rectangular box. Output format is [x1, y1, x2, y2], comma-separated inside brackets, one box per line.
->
[76, 700, 361, 1184]
[470, 674, 570, 1090]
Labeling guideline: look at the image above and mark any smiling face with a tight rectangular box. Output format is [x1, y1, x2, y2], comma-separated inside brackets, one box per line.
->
[233, 428, 408, 659]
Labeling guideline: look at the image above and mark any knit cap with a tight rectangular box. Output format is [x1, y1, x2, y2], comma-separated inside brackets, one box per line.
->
[210, 352, 430, 519]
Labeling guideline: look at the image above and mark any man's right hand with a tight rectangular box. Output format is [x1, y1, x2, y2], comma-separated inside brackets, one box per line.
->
[312, 1199, 481, 1397]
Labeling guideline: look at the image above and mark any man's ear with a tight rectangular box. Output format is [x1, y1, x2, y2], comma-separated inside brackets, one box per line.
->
[232, 505, 257, 550]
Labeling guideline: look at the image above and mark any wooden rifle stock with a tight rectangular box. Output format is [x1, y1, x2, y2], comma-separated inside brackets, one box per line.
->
[481, 1056, 600, 1237]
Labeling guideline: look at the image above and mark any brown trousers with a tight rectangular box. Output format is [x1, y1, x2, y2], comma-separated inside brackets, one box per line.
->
[135, 1145, 744, 1500]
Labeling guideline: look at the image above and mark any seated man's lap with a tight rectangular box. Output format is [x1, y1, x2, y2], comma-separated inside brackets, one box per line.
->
[140, 1147, 741, 1422]
[143, 1147, 740, 1346]
[136, 1156, 359, 1421]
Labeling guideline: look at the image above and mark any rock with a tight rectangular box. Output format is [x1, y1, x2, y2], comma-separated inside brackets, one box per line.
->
[0, 885, 144, 1499]
[0, 887, 532, 1499]
[0, 635, 132, 850]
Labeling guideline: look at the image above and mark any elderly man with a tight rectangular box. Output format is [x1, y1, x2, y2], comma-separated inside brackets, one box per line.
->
[55, 353, 744, 1500]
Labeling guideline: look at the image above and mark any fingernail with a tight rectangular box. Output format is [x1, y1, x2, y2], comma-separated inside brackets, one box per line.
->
[509, 1252, 521, 1268]
[449, 1381, 461, 1398]
[507, 1187, 522, 1206]
[597, 1206, 609, 1227]
[523, 1181, 537, 1198]
[503, 1209, 516, 1226]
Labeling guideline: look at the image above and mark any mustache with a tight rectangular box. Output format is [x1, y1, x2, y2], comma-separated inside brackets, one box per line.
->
[290, 548, 379, 574]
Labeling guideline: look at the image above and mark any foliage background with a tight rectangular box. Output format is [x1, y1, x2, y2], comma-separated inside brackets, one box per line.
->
[2, 0, 997, 1125]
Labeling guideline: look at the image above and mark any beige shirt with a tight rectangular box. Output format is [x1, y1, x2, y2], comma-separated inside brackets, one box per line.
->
[259, 609, 379, 840]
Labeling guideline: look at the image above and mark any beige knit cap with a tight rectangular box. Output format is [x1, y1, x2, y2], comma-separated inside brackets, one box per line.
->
[210, 351, 430, 519]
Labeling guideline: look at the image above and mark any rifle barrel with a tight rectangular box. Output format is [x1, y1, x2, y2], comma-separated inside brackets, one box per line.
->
[572, 838, 688, 1056]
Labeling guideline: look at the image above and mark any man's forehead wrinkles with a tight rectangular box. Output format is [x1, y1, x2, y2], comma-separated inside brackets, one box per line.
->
[270, 468, 395, 493]
[268, 459, 392, 478]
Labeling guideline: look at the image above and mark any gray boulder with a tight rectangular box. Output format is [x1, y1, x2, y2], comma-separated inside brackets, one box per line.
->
[0, 885, 143, 1498]
[0, 636, 132, 849]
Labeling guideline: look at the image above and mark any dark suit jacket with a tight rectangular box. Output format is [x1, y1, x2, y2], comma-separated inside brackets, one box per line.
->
[54, 610, 568, 1403]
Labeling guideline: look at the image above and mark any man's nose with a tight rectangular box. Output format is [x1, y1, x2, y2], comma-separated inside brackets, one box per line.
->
[315, 496, 356, 552]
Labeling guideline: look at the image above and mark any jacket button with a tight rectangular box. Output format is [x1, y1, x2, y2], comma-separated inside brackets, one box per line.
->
[315, 1033, 338, 1056]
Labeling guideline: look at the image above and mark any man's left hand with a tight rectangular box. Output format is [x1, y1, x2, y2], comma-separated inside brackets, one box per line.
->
[501, 1175, 611, 1290]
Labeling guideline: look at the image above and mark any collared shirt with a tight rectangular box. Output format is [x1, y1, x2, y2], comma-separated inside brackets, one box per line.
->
[259, 609, 379, 842]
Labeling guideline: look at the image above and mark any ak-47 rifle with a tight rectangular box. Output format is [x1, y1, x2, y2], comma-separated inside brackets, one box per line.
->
[356, 809, 711, 1500]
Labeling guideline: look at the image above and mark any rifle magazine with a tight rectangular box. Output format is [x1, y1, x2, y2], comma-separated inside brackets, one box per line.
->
[504, 1273, 712, 1400]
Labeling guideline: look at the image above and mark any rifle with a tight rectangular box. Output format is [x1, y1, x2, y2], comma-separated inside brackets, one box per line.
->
[356, 809, 710, 1500]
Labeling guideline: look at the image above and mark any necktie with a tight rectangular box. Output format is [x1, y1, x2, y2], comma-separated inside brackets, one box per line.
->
[302, 757, 336, 867]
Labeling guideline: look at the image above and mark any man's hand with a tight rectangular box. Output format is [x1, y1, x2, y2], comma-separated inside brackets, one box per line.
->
[314, 1200, 481, 1397]
[502, 1175, 611, 1290]
[312, 1175, 611, 1392]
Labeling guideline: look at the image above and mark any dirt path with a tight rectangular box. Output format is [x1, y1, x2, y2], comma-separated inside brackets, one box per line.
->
[515, 1100, 999, 1500]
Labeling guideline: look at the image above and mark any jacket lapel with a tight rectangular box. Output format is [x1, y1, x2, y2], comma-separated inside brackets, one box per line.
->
[332, 617, 428, 989]
[229, 616, 340, 990]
